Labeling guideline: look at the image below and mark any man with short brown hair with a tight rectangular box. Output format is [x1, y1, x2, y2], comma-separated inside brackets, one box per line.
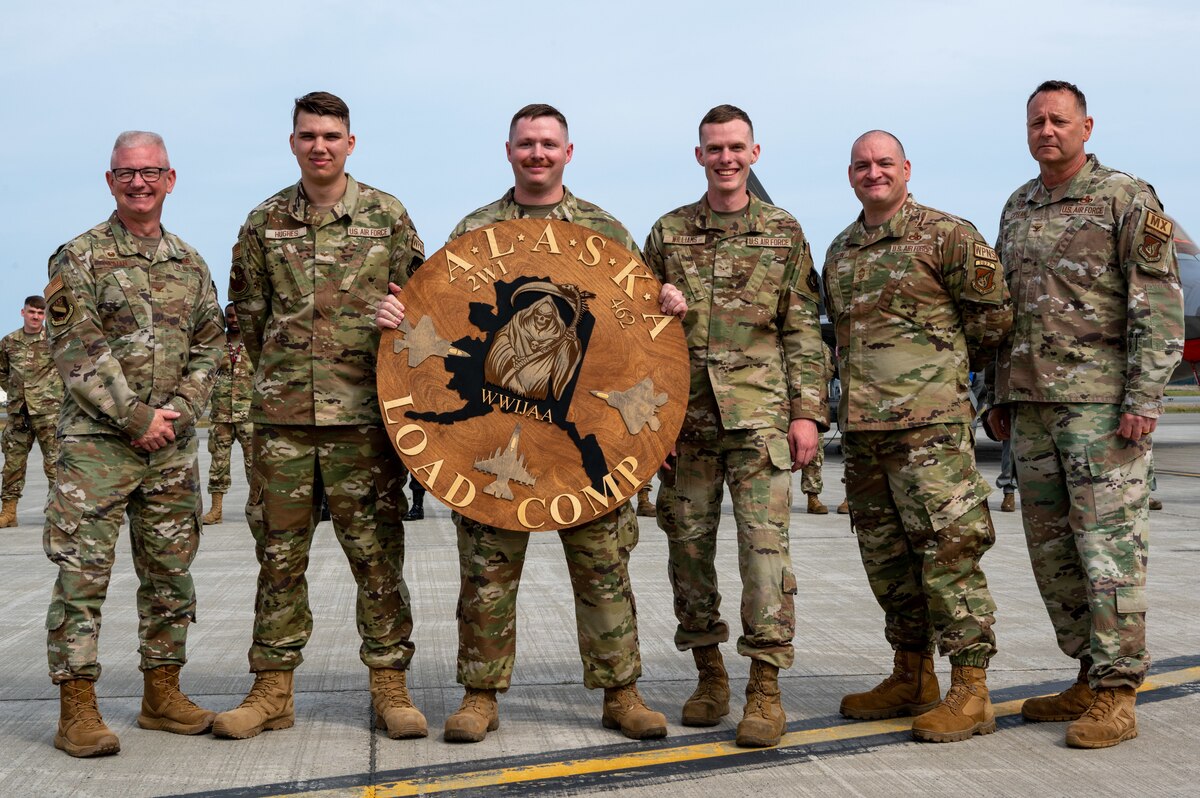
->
[216, 91, 428, 742]
[0, 295, 63, 527]
[377, 103, 683, 744]
[643, 104, 827, 747]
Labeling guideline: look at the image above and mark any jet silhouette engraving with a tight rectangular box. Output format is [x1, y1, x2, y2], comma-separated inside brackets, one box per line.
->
[590, 376, 668, 435]
[474, 423, 537, 501]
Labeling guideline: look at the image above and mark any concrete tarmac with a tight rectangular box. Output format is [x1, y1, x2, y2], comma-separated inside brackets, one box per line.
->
[1, 415, 1198, 797]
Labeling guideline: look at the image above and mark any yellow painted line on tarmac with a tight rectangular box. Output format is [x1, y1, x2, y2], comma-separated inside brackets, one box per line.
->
[1155, 469, 1200, 478]
[270, 665, 1200, 798]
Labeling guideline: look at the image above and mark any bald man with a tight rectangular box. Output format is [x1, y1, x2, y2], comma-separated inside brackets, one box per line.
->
[823, 130, 1012, 743]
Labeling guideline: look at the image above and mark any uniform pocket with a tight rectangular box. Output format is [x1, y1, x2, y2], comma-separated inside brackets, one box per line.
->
[45, 599, 66, 631]
[924, 470, 990, 533]
[1085, 431, 1151, 525]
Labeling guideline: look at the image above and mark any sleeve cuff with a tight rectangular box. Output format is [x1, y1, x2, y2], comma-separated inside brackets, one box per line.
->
[126, 402, 156, 440]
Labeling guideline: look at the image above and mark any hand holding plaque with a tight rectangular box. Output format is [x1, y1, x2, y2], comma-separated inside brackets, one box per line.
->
[377, 218, 688, 530]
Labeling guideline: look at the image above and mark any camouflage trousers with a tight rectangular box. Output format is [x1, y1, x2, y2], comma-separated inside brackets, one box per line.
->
[1012, 402, 1150, 688]
[206, 420, 253, 494]
[843, 423, 997, 667]
[44, 433, 202, 682]
[2, 410, 58, 502]
[454, 502, 641, 690]
[800, 434, 824, 495]
[246, 424, 412, 672]
[661, 429, 797, 668]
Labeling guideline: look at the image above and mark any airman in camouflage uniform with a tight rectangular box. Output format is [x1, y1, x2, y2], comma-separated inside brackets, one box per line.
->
[987, 81, 1184, 749]
[376, 104, 680, 745]
[43, 131, 226, 757]
[0, 295, 64, 527]
[202, 303, 254, 525]
[826, 130, 1011, 744]
[642, 105, 827, 748]
[215, 92, 427, 742]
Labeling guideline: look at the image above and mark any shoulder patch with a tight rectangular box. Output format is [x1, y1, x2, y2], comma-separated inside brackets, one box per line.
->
[973, 243, 998, 262]
[411, 232, 425, 258]
[662, 234, 705, 245]
[45, 275, 77, 328]
[1144, 210, 1173, 242]
[745, 237, 792, 248]
[805, 266, 819, 295]
[972, 262, 997, 295]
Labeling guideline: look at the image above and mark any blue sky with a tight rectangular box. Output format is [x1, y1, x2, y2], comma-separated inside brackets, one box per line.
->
[1, 0, 1195, 313]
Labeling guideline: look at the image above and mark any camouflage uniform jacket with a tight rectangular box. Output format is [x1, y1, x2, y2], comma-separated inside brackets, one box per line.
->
[450, 186, 638, 252]
[643, 193, 827, 438]
[44, 212, 225, 439]
[823, 196, 1012, 432]
[994, 155, 1184, 416]
[0, 326, 63, 416]
[208, 334, 254, 423]
[230, 175, 425, 425]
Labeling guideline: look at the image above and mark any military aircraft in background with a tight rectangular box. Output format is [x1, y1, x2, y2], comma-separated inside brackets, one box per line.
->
[1172, 216, 1200, 385]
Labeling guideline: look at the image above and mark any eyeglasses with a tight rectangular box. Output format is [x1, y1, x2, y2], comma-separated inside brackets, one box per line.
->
[111, 167, 170, 183]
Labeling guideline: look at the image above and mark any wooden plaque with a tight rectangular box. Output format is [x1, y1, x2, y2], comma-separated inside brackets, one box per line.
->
[377, 218, 689, 531]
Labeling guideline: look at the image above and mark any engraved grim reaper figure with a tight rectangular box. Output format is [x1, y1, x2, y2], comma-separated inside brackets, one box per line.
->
[485, 281, 592, 401]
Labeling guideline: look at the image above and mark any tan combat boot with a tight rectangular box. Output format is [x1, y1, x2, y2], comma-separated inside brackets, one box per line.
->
[635, 486, 655, 517]
[212, 670, 295, 739]
[1065, 686, 1138, 749]
[806, 494, 829, 514]
[137, 665, 216, 734]
[682, 644, 730, 726]
[736, 660, 786, 747]
[912, 664, 995, 742]
[444, 687, 499, 743]
[840, 649, 940, 719]
[602, 682, 668, 740]
[369, 668, 427, 739]
[836, 499, 850, 515]
[0, 498, 18, 528]
[1000, 493, 1016, 512]
[1022, 660, 1095, 722]
[202, 493, 224, 525]
[55, 679, 120, 757]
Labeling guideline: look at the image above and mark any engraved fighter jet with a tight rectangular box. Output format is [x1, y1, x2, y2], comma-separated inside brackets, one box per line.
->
[590, 376, 668, 435]
[474, 423, 537, 500]
[393, 314, 469, 367]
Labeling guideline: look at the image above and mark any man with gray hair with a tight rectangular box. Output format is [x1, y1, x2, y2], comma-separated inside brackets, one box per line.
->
[43, 130, 225, 757]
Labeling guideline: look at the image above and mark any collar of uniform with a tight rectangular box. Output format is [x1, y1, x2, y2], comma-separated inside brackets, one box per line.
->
[288, 174, 360, 224]
[496, 185, 580, 222]
[847, 194, 916, 246]
[694, 191, 763, 236]
[1028, 153, 1100, 206]
[107, 211, 179, 262]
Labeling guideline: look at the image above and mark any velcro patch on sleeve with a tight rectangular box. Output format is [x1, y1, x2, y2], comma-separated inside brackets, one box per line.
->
[45, 275, 78, 328]
[973, 243, 999, 261]
[1144, 210, 1173, 242]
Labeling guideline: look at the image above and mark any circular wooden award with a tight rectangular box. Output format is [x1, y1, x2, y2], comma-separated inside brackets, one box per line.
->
[377, 218, 688, 531]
